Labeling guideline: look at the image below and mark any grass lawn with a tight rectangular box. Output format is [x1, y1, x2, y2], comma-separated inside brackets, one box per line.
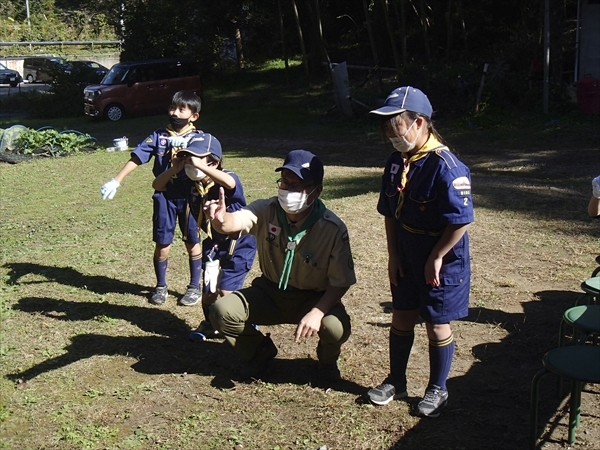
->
[1, 64, 600, 449]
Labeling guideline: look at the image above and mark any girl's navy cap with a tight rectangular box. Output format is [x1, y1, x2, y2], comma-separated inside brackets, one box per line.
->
[370, 86, 433, 119]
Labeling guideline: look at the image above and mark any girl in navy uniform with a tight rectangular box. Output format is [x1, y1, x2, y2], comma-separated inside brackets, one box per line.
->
[153, 134, 256, 340]
[368, 86, 474, 418]
[101, 90, 204, 306]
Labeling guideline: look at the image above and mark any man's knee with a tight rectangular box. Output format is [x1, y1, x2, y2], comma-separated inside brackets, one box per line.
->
[209, 292, 244, 331]
[320, 311, 351, 344]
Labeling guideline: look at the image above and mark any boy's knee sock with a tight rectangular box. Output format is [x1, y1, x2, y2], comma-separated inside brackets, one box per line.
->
[428, 334, 455, 390]
[153, 258, 168, 287]
[189, 253, 202, 288]
[390, 327, 414, 389]
[202, 305, 211, 323]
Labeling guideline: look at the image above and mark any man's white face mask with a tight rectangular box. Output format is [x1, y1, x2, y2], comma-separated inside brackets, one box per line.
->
[277, 187, 316, 214]
[185, 164, 206, 181]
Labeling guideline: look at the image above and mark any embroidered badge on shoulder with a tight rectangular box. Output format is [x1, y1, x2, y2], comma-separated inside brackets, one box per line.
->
[452, 176, 471, 190]
[390, 163, 400, 175]
[145, 137, 153, 143]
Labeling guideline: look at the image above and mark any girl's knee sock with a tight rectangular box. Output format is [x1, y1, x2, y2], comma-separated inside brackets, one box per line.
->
[390, 327, 414, 388]
[428, 334, 455, 390]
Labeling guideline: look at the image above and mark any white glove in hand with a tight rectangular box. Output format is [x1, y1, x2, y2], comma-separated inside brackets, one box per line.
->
[101, 178, 120, 200]
[204, 260, 221, 294]
[167, 135, 189, 149]
[593, 175, 600, 199]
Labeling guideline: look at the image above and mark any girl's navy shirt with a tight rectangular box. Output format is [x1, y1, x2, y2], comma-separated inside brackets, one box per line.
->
[377, 148, 474, 232]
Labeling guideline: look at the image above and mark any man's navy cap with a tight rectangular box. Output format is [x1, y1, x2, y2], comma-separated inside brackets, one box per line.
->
[182, 133, 222, 161]
[275, 150, 324, 184]
[369, 86, 433, 119]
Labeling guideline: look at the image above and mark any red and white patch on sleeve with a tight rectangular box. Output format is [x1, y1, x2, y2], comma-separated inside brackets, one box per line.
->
[452, 176, 471, 190]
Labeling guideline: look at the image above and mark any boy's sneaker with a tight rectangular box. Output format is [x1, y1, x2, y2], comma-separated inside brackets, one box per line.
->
[417, 385, 448, 418]
[240, 334, 278, 380]
[368, 379, 408, 406]
[149, 286, 168, 305]
[179, 286, 201, 306]
[189, 321, 222, 342]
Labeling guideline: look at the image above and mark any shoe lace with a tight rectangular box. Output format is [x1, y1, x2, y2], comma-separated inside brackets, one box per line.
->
[375, 382, 395, 391]
[423, 387, 442, 403]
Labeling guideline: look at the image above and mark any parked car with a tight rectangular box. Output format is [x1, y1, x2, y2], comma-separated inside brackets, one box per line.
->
[83, 58, 202, 121]
[0, 63, 22, 87]
[23, 56, 71, 83]
[68, 60, 109, 85]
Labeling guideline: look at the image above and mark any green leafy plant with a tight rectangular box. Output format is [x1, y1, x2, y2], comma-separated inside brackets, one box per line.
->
[14, 128, 97, 157]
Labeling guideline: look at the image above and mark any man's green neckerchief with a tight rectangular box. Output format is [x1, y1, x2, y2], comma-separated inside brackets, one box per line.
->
[275, 199, 325, 290]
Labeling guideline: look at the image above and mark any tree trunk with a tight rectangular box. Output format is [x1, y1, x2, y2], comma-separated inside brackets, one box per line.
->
[382, 0, 402, 79]
[392, 0, 408, 66]
[277, 0, 290, 84]
[362, 0, 379, 66]
[445, 0, 453, 60]
[291, 0, 311, 86]
[418, 0, 431, 62]
[235, 27, 245, 70]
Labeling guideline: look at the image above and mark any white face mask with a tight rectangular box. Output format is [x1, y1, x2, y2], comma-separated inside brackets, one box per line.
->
[185, 164, 206, 181]
[278, 188, 316, 214]
[389, 119, 419, 153]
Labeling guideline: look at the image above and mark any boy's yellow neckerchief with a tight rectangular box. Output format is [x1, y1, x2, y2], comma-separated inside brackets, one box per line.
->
[195, 179, 216, 241]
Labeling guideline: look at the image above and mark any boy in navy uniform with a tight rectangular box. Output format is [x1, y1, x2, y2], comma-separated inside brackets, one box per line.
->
[101, 90, 204, 306]
[368, 86, 474, 418]
[153, 134, 256, 338]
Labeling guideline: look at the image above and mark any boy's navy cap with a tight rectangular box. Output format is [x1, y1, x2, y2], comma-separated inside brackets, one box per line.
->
[183, 133, 222, 160]
[369, 86, 433, 119]
[275, 150, 324, 184]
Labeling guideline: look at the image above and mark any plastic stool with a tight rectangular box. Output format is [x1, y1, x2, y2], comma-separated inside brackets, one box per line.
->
[577, 276, 600, 305]
[530, 346, 600, 449]
[592, 256, 600, 277]
[559, 305, 600, 347]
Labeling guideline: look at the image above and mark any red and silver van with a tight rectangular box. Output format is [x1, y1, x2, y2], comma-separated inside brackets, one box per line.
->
[83, 59, 202, 121]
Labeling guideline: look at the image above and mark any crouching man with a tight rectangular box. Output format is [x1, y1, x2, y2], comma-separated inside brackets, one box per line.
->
[205, 150, 356, 382]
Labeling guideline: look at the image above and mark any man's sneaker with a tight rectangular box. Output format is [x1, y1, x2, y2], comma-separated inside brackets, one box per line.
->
[318, 361, 342, 382]
[149, 286, 168, 305]
[417, 385, 448, 418]
[189, 321, 222, 342]
[179, 286, 201, 306]
[368, 379, 408, 406]
[240, 334, 278, 380]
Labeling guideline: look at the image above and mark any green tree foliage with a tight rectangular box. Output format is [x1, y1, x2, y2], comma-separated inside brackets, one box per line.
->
[0, 0, 582, 116]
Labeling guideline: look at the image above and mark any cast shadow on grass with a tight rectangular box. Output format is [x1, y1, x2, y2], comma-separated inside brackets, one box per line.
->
[3, 262, 150, 296]
[385, 289, 582, 449]
[12, 297, 189, 337]
[9, 296, 367, 396]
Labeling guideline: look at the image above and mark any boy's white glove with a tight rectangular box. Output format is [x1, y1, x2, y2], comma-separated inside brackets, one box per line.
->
[167, 135, 189, 149]
[101, 178, 120, 200]
[592, 175, 600, 199]
[204, 260, 221, 294]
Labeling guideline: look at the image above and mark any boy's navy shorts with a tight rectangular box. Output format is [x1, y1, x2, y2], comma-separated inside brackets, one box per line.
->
[203, 234, 256, 292]
[152, 192, 200, 245]
[391, 228, 470, 324]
